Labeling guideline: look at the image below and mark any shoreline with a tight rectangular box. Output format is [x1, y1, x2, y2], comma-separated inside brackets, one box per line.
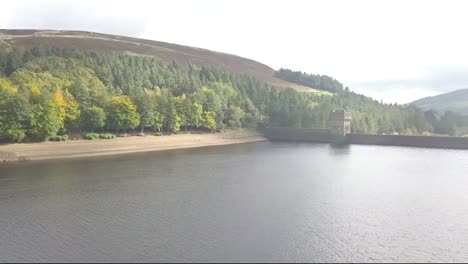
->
[0, 130, 267, 163]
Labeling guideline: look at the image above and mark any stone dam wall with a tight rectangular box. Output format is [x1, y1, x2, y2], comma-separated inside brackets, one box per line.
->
[262, 127, 468, 150]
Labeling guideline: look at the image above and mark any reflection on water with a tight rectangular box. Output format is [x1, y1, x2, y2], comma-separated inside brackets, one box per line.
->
[328, 143, 351, 156]
[1, 142, 468, 262]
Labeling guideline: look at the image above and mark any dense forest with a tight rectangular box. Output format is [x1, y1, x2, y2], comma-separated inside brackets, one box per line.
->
[275, 68, 345, 93]
[0, 46, 467, 143]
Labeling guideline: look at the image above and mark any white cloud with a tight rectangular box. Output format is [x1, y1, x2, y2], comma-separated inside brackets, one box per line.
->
[2, 0, 468, 103]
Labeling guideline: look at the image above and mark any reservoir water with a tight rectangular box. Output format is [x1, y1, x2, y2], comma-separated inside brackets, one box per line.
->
[1, 142, 468, 262]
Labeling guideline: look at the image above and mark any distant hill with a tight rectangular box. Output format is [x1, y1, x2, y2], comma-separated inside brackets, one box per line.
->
[410, 88, 468, 115]
[0, 29, 316, 92]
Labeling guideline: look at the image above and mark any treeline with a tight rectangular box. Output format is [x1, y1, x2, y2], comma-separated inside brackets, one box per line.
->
[1, 46, 467, 143]
[0, 55, 264, 142]
[275, 68, 344, 93]
[274, 67, 468, 136]
[423, 110, 468, 136]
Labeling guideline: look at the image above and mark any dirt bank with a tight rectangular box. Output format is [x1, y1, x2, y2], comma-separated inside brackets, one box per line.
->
[0, 130, 266, 162]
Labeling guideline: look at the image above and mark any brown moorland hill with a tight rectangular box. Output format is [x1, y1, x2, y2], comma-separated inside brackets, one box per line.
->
[0, 29, 317, 92]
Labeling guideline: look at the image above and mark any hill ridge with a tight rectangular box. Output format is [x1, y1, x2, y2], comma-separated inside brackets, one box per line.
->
[411, 88, 468, 115]
[0, 29, 315, 92]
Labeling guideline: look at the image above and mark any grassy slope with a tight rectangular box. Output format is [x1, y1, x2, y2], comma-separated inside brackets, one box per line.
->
[411, 88, 468, 115]
[0, 29, 321, 93]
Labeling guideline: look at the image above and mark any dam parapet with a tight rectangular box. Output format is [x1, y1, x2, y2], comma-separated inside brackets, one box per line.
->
[262, 110, 468, 149]
[262, 127, 345, 143]
[262, 127, 468, 150]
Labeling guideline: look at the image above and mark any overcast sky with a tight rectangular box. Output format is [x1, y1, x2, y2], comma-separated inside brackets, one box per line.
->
[2, 0, 468, 103]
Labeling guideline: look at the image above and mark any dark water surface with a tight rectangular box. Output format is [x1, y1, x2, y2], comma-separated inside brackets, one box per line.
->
[1, 142, 468, 262]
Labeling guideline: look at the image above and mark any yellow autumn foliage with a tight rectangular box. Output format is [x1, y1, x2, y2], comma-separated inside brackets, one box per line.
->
[30, 86, 41, 96]
[53, 90, 68, 123]
[0, 78, 18, 95]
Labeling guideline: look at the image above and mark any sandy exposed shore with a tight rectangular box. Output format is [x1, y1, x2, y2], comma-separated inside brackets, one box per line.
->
[0, 130, 267, 162]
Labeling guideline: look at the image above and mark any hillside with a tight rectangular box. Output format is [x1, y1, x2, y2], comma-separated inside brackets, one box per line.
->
[411, 88, 468, 115]
[2, 29, 468, 142]
[0, 29, 314, 92]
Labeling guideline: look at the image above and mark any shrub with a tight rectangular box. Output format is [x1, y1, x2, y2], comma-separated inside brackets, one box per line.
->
[99, 133, 115, 139]
[82, 133, 100, 140]
[82, 134, 94, 140]
[48, 135, 68, 141]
